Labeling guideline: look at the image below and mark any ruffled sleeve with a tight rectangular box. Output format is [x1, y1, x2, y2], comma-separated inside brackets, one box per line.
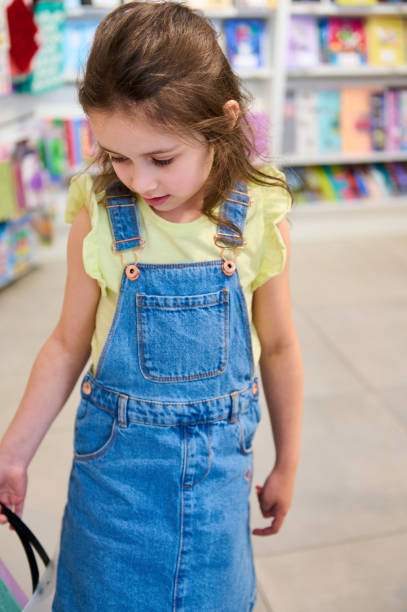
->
[250, 167, 292, 292]
[64, 174, 108, 296]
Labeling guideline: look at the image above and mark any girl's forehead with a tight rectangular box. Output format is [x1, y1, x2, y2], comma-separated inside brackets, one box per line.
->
[89, 109, 204, 155]
[89, 110, 176, 142]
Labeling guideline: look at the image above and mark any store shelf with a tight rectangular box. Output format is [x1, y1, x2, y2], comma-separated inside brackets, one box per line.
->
[291, 1, 407, 17]
[287, 65, 407, 80]
[236, 68, 273, 79]
[283, 151, 407, 166]
[290, 195, 407, 213]
[65, 5, 277, 19]
[0, 85, 83, 127]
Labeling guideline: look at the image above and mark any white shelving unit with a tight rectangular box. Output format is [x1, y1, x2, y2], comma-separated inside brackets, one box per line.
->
[274, 0, 407, 211]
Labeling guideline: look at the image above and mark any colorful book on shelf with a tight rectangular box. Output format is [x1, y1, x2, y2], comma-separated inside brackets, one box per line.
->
[224, 19, 266, 71]
[294, 90, 319, 154]
[188, 0, 232, 8]
[0, 160, 19, 222]
[64, 21, 98, 80]
[334, 0, 377, 5]
[391, 162, 407, 193]
[370, 91, 386, 150]
[64, 119, 76, 168]
[384, 162, 402, 193]
[14, 1, 65, 94]
[344, 167, 364, 198]
[235, 0, 276, 7]
[366, 16, 407, 67]
[307, 166, 337, 201]
[325, 165, 357, 200]
[400, 91, 407, 151]
[370, 164, 393, 194]
[317, 90, 341, 153]
[319, 18, 367, 66]
[341, 88, 372, 154]
[385, 89, 401, 152]
[352, 166, 370, 197]
[287, 16, 319, 69]
[292, 167, 319, 202]
[284, 168, 308, 204]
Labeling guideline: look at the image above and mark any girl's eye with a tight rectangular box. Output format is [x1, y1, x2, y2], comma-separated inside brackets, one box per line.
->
[109, 156, 128, 163]
[153, 158, 173, 167]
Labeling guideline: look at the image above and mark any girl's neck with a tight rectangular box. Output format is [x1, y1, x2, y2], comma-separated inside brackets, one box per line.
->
[151, 207, 203, 223]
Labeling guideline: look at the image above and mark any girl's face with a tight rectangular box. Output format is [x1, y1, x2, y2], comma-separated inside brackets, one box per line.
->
[89, 110, 214, 222]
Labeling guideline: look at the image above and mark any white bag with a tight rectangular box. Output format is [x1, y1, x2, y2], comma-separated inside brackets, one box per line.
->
[0, 503, 57, 611]
[23, 543, 58, 611]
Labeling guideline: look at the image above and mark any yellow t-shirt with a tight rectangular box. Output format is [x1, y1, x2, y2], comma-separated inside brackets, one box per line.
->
[65, 168, 291, 373]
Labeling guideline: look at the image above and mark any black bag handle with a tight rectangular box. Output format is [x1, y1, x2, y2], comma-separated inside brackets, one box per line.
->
[0, 502, 50, 593]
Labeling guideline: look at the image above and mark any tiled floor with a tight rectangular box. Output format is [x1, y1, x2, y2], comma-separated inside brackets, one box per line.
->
[1, 204, 406, 611]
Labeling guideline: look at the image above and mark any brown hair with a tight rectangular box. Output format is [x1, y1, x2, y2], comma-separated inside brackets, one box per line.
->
[78, 1, 291, 237]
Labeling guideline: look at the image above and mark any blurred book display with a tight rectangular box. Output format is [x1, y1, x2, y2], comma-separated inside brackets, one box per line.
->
[285, 162, 407, 204]
[287, 16, 319, 69]
[366, 16, 406, 67]
[283, 86, 407, 155]
[287, 13, 407, 70]
[285, 0, 407, 209]
[319, 17, 367, 66]
[224, 19, 267, 71]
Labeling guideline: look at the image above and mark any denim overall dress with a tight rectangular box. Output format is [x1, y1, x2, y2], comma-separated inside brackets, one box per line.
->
[52, 180, 262, 612]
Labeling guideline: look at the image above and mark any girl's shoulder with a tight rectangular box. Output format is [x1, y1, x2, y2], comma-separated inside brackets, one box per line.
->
[246, 166, 292, 290]
[64, 172, 110, 296]
[64, 173, 105, 225]
[247, 165, 292, 228]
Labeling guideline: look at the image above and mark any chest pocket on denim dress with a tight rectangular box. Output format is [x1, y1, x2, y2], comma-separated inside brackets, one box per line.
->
[136, 288, 229, 382]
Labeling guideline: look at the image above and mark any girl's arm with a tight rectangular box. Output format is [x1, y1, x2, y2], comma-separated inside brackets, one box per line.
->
[0, 206, 100, 519]
[251, 216, 303, 536]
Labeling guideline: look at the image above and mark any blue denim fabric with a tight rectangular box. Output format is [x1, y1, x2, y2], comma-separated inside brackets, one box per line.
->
[52, 182, 261, 612]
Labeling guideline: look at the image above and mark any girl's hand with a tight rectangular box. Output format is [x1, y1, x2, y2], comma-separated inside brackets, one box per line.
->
[252, 466, 296, 536]
[0, 455, 28, 530]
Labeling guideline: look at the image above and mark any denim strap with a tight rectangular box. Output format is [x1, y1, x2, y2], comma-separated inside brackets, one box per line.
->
[105, 179, 249, 251]
[215, 181, 250, 248]
[105, 180, 143, 252]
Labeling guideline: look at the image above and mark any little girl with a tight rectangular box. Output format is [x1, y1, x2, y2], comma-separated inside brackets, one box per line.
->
[0, 2, 303, 610]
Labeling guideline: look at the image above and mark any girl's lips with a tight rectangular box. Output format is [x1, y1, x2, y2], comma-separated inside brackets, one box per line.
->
[143, 195, 170, 206]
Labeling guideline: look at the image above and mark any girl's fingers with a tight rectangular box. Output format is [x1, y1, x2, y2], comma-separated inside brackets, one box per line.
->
[252, 524, 276, 536]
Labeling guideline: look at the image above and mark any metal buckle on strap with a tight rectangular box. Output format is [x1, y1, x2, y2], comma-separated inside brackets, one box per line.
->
[213, 234, 246, 277]
[111, 239, 146, 281]
[111, 237, 145, 253]
[213, 233, 246, 249]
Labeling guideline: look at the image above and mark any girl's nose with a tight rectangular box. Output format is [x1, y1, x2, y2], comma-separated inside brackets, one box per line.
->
[129, 165, 158, 196]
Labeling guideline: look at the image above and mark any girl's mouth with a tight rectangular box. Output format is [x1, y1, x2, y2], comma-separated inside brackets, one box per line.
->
[143, 195, 170, 207]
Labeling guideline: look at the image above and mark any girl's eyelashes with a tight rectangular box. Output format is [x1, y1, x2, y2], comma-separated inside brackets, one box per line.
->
[152, 158, 173, 166]
[109, 156, 173, 166]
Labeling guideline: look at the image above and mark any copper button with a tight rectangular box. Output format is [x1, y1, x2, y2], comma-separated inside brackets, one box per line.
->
[252, 382, 258, 395]
[82, 381, 92, 395]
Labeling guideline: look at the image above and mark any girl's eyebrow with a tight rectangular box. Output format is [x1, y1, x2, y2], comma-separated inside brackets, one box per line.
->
[98, 144, 178, 156]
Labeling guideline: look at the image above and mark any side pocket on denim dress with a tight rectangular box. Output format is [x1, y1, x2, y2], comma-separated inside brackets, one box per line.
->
[237, 398, 261, 455]
[74, 398, 118, 462]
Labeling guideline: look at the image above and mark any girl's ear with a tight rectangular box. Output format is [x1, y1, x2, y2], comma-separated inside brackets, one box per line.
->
[223, 100, 240, 129]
